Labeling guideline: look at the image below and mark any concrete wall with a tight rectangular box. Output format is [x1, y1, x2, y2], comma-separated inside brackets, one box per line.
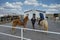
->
[24, 10, 45, 19]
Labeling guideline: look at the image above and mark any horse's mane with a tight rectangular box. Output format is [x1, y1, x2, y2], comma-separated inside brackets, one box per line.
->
[23, 16, 28, 24]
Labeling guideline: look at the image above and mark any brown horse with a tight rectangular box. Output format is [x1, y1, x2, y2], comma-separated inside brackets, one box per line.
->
[12, 15, 29, 33]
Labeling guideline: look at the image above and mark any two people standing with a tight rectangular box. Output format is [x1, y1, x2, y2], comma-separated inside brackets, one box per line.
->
[31, 13, 46, 29]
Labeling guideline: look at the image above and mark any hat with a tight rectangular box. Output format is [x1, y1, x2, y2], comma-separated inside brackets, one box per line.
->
[33, 14, 35, 15]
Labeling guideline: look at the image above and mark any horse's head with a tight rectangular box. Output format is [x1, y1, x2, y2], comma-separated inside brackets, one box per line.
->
[23, 14, 29, 24]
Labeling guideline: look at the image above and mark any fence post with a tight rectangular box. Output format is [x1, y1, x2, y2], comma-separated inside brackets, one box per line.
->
[21, 28, 23, 40]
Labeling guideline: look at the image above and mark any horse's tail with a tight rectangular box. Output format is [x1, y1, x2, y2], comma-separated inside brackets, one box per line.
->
[43, 20, 48, 31]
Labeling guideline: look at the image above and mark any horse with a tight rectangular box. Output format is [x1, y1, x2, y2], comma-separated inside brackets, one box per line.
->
[53, 16, 59, 22]
[12, 15, 29, 33]
[38, 13, 48, 31]
[38, 19, 48, 31]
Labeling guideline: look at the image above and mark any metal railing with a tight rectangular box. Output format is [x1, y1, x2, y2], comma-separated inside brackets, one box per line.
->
[0, 25, 31, 40]
[0, 25, 60, 40]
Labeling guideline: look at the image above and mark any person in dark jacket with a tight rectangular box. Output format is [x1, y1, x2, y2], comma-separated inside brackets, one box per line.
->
[31, 14, 36, 29]
[38, 13, 44, 25]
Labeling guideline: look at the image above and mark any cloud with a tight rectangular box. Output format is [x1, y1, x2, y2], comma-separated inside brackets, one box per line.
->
[39, 3, 60, 13]
[24, 0, 39, 6]
[44, 8, 60, 14]
[0, 0, 60, 14]
[0, 2, 23, 14]
[0, 7, 4, 10]
[3, 2, 23, 9]
[40, 3, 60, 9]
[0, 2, 23, 11]
[24, 0, 60, 9]
[39, 3, 48, 7]
[47, 9, 58, 11]
[48, 4, 60, 9]
[24, 0, 60, 13]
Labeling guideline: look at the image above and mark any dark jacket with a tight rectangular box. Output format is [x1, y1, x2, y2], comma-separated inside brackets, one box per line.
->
[39, 13, 44, 20]
[31, 18, 36, 24]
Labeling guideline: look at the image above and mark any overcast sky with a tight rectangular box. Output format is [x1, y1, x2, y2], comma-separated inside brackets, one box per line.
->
[0, 0, 60, 15]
